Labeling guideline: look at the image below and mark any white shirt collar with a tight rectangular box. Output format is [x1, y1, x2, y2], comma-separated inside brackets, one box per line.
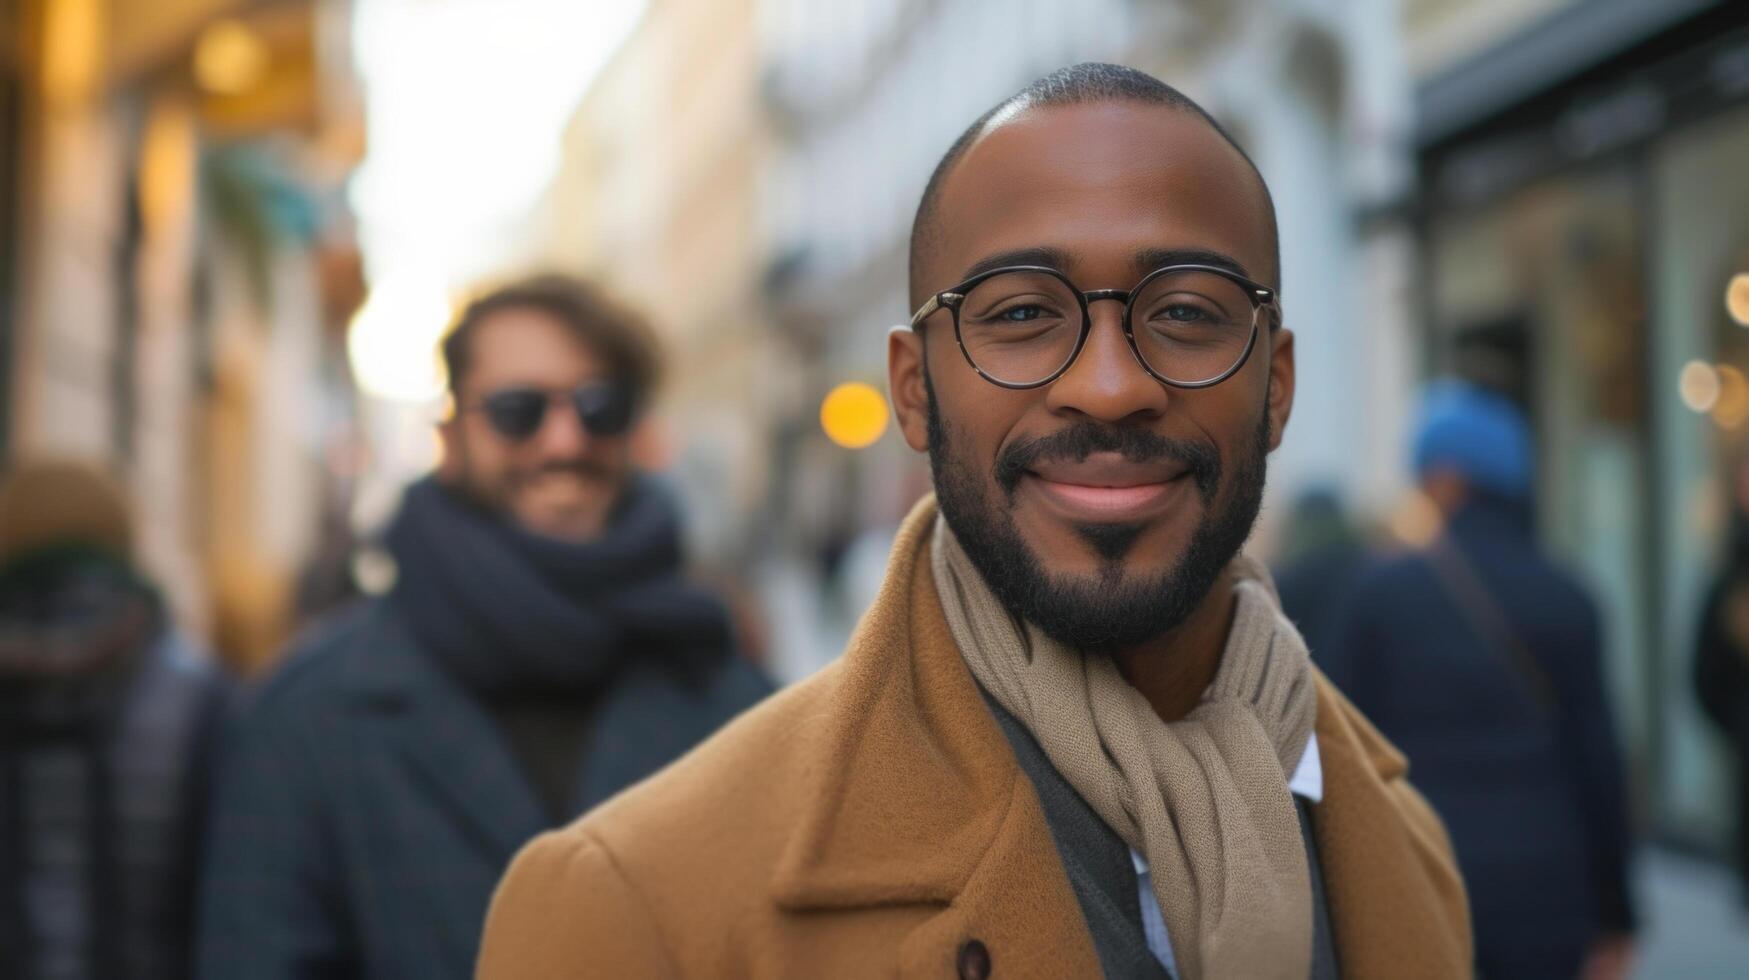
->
[1288, 730, 1323, 802]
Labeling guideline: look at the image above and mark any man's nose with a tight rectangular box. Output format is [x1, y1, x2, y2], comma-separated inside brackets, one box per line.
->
[532, 397, 591, 457]
[1043, 302, 1171, 422]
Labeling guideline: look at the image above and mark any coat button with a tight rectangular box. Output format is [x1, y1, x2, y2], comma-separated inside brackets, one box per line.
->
[956, 939, 991, 979]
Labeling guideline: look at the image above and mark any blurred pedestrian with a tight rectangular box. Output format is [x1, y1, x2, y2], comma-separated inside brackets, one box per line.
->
[481, 64, 1468, 979]
[1329, 381, 1637, 980]
[0, 459, 226, 980]
[196, 274, 772, 980]
[1695, 452, 1749, 909]
[1274, 487, 1371, 663]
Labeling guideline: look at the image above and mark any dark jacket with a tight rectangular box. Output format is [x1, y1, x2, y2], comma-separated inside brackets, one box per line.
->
[1326, 499, 1635, 979]
[195, 600, 770, 980]
[982, 687, 1338, 979]
[1276, 539, 1369, 666]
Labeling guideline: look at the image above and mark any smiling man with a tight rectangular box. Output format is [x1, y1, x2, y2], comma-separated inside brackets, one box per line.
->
[480, 65, 1469, 980]
[198, 274, 770, 980]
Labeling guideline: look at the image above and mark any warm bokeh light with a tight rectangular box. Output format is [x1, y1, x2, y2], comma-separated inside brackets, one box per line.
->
[193, 19, 270, 96]
[138, 102, 196, 235]
[1679, 359, 1721, 413]
[345, 276, 453, 402]
[348, 0, 646, 307]
[820, 382, 890, 449]
[1728, 272, 1749, 327]
[1712, 364, 1749, 429]
[41, 0, 101, 109]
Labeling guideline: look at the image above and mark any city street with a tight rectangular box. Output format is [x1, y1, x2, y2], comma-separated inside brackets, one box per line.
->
[1635, 849, 1749, 977]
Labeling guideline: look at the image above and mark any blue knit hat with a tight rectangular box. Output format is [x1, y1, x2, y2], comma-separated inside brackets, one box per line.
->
[1411, 380, 1533, 499]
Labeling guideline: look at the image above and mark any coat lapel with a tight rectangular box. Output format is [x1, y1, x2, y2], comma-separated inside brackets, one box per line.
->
[894, 775, 1102, 979]
[768, 500, 1103, 976]
[344, 609, 547, 860]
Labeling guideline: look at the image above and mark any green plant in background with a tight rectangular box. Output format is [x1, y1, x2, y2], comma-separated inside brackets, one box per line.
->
[201, 142, 320, 312]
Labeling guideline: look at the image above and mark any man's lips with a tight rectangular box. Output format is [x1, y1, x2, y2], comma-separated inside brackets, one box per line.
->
[1021, 452, 1191, 521]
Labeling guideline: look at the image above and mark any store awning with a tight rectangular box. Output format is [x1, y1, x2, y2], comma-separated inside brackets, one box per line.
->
[1416, 0, 1721, 148]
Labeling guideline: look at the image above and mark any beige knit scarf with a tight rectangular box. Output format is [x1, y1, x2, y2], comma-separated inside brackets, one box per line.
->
[930, 516, 1317, 980]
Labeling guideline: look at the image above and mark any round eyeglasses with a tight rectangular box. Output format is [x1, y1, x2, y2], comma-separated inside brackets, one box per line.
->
[908, 263, 1277, 389]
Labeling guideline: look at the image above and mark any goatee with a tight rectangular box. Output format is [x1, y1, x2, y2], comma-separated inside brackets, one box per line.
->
[926, 369, 1270, 653]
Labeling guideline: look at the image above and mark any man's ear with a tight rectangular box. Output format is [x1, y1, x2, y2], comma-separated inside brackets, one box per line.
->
[888, 327, 931, 453]
[1265, 327, 1295, 452]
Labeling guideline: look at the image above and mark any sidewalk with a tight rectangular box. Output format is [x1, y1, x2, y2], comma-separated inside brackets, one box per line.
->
[1633, 848, 1749, 978]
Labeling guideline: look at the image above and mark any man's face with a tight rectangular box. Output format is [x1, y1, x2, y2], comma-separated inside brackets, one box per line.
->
[890, 102, 1296, 651]
[440, 306, 634, 541]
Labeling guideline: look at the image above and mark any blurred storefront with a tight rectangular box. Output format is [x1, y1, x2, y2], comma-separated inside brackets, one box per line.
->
[1413, 0, 1749, 852]
[0, 0, 365, 671]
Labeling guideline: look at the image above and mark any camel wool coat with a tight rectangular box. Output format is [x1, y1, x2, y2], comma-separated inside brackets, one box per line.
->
[478, 498, 1471, 979]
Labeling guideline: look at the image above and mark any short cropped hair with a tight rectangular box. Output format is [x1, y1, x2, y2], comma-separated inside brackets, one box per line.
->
[442, 273, 663, 401]
[908, 62, 1280, 301]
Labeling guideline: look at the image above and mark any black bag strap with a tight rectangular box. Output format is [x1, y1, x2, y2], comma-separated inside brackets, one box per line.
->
[1425, 538, 1559, 714]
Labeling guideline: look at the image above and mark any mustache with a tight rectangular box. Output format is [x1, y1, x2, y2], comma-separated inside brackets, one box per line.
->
[995, 422, 1221, 503]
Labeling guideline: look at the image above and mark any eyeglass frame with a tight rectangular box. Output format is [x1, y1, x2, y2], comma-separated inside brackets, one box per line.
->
[907, 263, 1279, 391]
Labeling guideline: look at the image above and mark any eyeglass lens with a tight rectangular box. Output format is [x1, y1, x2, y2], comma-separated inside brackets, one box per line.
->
[957, 268, 1257, 386]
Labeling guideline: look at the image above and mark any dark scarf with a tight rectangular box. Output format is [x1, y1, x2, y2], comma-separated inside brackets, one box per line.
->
[385, 476, 732, 697]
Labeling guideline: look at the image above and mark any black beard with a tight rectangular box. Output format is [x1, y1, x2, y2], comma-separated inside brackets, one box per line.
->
[926, 367, 1270, 653]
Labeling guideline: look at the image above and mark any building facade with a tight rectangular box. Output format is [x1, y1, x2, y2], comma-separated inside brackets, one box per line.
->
[0, 0, 364, 669]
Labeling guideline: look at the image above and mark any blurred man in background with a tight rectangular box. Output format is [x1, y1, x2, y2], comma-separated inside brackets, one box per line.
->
[1695, 452, 1749, 909]
[1273, 487, 1371, 663]
[197, 274, 771, 980]
[0, 460, 226, 980]
[481, 64, 1468, 979]
[1327, 381, 1637, 980]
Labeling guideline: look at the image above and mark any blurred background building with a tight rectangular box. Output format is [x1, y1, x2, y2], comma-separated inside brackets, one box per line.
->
[4, 0, 1749, 966]
[0, 0, 365, 671]
[1411, 0, 1749, 858]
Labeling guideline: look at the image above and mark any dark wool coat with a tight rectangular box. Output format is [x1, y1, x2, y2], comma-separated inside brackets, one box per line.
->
[196, 602, 770, 980]
[1327, 500, 1636, 980]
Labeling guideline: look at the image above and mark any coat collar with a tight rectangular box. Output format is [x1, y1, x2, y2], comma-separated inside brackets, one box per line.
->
[769, 497, 1028, 909]
[771, 496, 1469, 978]
[770, 496, 1102, 974]
[338, 606, 548, 859]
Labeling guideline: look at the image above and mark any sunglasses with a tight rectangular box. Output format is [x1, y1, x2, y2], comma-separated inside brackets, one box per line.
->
[470, 383, 638, 441]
